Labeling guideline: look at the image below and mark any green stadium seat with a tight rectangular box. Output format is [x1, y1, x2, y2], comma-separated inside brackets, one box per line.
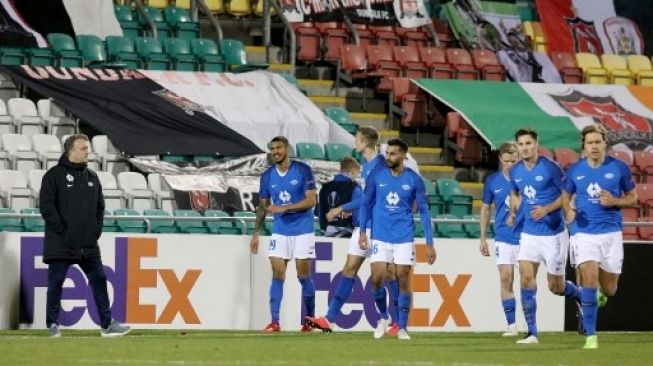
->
[190, 38, 226, 72]
[324, 143, 352, 162]
[76, 34, 127, 69]
[103, 210, 120, 232]
[21, 208, 45, 232]
[463, 214, 480, 238]
[324, 107, 359, 135]
[414, 215, 428, 238]
[436, 178, 473, 218]
[279, 73, 308, 95]
[164, 7, 200, 40]
[114, 208, 147, 233]
[143, 209, 178, 233]
[106, 36, 142, 69]
[46, 33, 83, 67]
[161, 154, 190, 163]
[219, 39, 268, 73]
[428, 194, 445, 216]
[27, 48, 56, 66]
[138, 6, 172, 39]
[0, 208, 23, 232]
[314, 220, 322, 236]
[164, 38, 198, 71]
[174, 209, 209, 233]
[114, 5, 142, 39]
[135, 37, 171, 70]
[0, 47, 27, 65]
[234, 211, 259, 235]
[204, 210, 242, 234]
[296, 142, 325, 160]
[435, 213, 466, 238]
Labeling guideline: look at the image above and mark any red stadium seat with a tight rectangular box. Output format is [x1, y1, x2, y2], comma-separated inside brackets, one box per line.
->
[393, 46, 428, 78]
[636, 183, 653, 216]
[554, 147, 579, 170]
[634, 151, 653, 183]
[350, 23, 374, 50]
[390, 78, 427, 128]
[637, 217, 653, 241]
[315, 22, 348, 62]
[622, 209, 639, 240]
[396, 27, 430, 47]
[608, 149, 640, 180]
[369, 25, 400, 46]
[418, 47, 454, 79]
[432, 19, 454, 48]
[292, 22, 321, 62]
[549, 51, 584, 84]
[471, 49, 506, 81]
[446, 48, 478, 80]
[444, 112, 482, 165]
[366, 45, 401, 93]
[537, 146, 553, 159]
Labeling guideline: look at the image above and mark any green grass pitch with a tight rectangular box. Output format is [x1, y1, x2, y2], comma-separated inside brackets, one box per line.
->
[1, 330, 650, 365]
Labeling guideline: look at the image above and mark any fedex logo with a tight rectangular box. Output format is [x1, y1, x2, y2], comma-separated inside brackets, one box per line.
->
[312, 242, 472, 329]
[19, 237, 202, 327]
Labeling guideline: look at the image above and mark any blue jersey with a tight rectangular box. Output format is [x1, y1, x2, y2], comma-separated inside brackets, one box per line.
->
[361, 153, 386, 191]
[331, 174, 362, 227]
[259, 160, 316, 235]
[343, 153, 386, 228]
[482, 171, 523, 245]
[510, 156, 565, 236]
[359, 167, 434, 245]
[564, 156, 635, 234]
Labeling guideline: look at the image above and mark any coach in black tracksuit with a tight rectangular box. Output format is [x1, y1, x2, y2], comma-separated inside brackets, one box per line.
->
[40, 134, 128, 337]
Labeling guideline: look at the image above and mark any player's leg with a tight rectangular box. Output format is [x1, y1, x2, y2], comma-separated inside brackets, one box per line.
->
[265, 234, 291, 331]
[370, 240, 392, 338]
[597, 231, 623, 298]
[294, 233, 316, 331]
[516, 233, 541, 343]
[544, 231, 571, 296]
[384, 262, 400, 334]
[392, 242, 415, 340]
[46, 260, 73, 337]
[496, 242, 518, 336]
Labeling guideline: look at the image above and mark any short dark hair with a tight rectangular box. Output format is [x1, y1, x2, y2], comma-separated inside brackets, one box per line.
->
[386, 138, 408, 154]
[514, 128, 538, 141]
[581, 124, 607, 148]
[340, 156, 360, 173]
[269, 136, 289, 148]
[64, 134, 89, 156]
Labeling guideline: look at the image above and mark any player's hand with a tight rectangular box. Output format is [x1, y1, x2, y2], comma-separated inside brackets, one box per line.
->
[267, 204, 287, 214]
[599, 190, 615, 207]
[340, 212, 352, 219]
[326, 207, 342, 222]
[249, 234, 259, 254]
[564, 207, 576, 224]
[530, 205, 548, 221]
[506, 213, 515, 227]
[479, 238, 490, 256]
[359, 231, 369, 250]
[425, 245, 437, 265]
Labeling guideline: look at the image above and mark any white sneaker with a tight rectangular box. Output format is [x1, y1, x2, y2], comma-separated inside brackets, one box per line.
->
[373, 318, 389, 339]
[516, 334, 539, 344]
[397, 329, 411, 340]
[502, 323, 518, 337]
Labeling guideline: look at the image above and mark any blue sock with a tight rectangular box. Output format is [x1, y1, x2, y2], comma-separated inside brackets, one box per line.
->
[298, 277, 315, 318]
[564, 280, 579, 299]
[502, 298, 516, 325]
[326, 276, 355, 322]
[521, 288, 538, 336]
[386, 280, 399, 324]
[269, 278, 284, 323]
[373, 287, 388, 320]
[580, 287, 598, 336]
[398, 293, 411, 330]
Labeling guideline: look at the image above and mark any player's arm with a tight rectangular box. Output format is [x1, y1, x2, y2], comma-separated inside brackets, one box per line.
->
[600, 163, 638, 208]
[561, 169, 576, 223]
[250, 173, 271, 254]
[271, 190, 317, 213]
[358, 172, 377, 250]
[330, 185, 362, 221]
[415, 177, 436, 264]
[507, 190, 519, 226]
[532, 161, 565, 220]
[479, 203, 491, 256]
[39, 171, 65, 234]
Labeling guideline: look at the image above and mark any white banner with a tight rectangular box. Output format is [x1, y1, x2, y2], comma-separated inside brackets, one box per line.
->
[140, 70, 355, 152]
[63, 0, 123, 40]
[2, 233, 565, 331]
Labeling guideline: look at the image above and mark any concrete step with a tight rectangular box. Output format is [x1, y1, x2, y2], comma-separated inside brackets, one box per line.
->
[244, 46, 283, 65]
[409, 146, 442, 165]
[398, 131, 442, 148]
[418, 165, 455, 181]
[472, 199, 482, 215]
[309, 96, 346, 109]
[460, 182, 483, 200]
[350, 112, 387, 131]
[379, 129, 400, 143]
[268, 63, 295, 74]
[297, 79, 372, 98]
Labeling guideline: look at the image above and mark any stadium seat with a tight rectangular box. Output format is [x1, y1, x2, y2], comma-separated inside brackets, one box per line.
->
[638, 217, 653, 241]
[0, 47, 26, 66]
[190, 38, 226, 72]
[296, 142, 325, 160]
[106, 36, 142, 69]
[428, 194, 445, 216]
[114, 5, 142, 39]
[174, 209, 209, 233]
[350, 24, 374, 50]
[0, 208, 23, 232]
[366, 45, 401, 92]
[553, 147, 579, 170]
[471, 50, 506, 81]
[219, 39, 268, 72]
[608, 149, 640, 181]
[32, 134, 62, 169]
[97, 171, 125, 211]
[431, 19, 454, 48]
[102, 210, 120, 232]
[575, 53, 608, 84]
[0, 99, 16, 136]
[164, 38, 199, 71]
[1, 134, 39, 174]
[455, 122, 483, 165]
[26, 48, 56, 67]
[436, 178, 473, 217]
[135, 37, 172, 70]
[225, 0, 251, 16]
[315, 22, 348, 63]
[463, 214, 481, 238]
[147, 173, 174, 212]
[36, 99, 76, 138]
[418, 47, 454, 79]
[435, 213, 467, 238]
[523, 21, 547, 53]
[292, 23, 321, 63]
[549, 52, 584, 84]
[622, 209, 639, 241]
[324, 143, 352, 162]
[76, 34, 125, 69]
[0, 138, 9, 171]
[537, 146, 553, 159]
[601, 54, 632, 85]
[446, 48, 478, 80]
[0, 170, 33, 209]
[143, 208, 177, 233]
[27, 169, 46, 200]
[393, 46, 428, 78]
[117, 172, 155, 211]
[369, 26, 400, 47]
[390, 77, 427, 128]
[234, 210, 258, 235]
[325, 107, 358, 135]
[114, 208, 147, 233]
[7, 98, 44, 137]
[634, 151, 653, 183]
[21, 207, 44, 232]
[164, 7, 200, 40]
[177, 0, 222, 13]
[138, 6, 172, 39]
[46, 33, 84, 67]
[204, 209, 242, 234]
[626, 55, 653, 86]
[636, 183, 653, 217]
[92, 135, 128, 175]
[146, 0, 169, 9]
[336, 45, 375, 96]
[398, 27, 430, 48]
